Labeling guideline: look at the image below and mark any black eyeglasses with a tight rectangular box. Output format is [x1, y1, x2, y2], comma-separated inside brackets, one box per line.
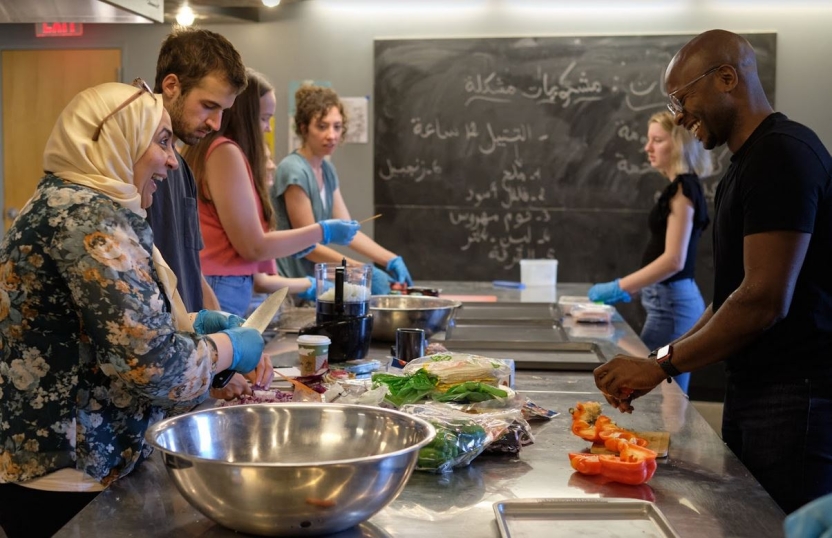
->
[91, 78, 156, 142]
[666, 66, 722, 116]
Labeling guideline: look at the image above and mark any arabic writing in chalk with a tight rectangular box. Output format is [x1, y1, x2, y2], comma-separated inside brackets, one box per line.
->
[465, 158, 546, 209]
[449, 209, 555, 270]
[378, 158, 442, 182]
[614, 124, 652, 176]
[409, 118, 548, 156]
[464, 61, 604, 108]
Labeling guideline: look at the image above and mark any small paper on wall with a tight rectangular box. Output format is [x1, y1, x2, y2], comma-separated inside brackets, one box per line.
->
[341, 96, 369, 144]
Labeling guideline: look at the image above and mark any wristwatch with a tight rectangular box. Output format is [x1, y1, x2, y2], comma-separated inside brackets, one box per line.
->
[651, 344, 682, 381]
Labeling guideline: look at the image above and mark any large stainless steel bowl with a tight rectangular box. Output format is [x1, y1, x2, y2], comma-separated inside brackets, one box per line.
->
[145, 403, 435, 537]
[369, 295, 461, 341]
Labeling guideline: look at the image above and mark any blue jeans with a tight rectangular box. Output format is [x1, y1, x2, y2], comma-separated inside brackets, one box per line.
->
[205, 275, 253, 317]
[722, 376, 832, 513]
[640, 279, 705, 393]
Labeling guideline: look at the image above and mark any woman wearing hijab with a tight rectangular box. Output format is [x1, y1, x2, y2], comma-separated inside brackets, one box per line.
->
[0, 81, 267, 538]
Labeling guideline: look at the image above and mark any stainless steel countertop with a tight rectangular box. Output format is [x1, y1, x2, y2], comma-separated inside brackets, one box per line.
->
[56, 282, 785, 537]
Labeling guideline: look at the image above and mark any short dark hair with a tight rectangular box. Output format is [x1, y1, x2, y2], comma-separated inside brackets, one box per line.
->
[154, 28, 246, 96]
[183, 69, 276, 227]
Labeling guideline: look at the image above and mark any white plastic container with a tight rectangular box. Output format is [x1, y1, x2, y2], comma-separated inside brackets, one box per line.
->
[571, 303, 615, 324]
[520, 259, 558, 288]
[297, 335, 331, 376]
[558, 296, 592, 315]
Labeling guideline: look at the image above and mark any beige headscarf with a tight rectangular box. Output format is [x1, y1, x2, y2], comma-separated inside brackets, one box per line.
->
[42, 82, 192, 331]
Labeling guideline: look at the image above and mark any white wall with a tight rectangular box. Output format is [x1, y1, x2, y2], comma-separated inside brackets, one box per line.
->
[2, 0, 831, 238]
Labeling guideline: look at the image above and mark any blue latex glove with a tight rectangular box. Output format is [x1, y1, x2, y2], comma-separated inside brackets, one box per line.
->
[292, 244, 316, 259]
[319, 219, 360, 245]
[784, 494, 832, 538]
[371, 266, 395, 295]
[386, 256, 413, 285]
[297, 277, 334, 302]
[221, 326, 265, 374]
[297, 276, 317, 302]
[193, 310, 245, 335]
[587, 279, 631, 305]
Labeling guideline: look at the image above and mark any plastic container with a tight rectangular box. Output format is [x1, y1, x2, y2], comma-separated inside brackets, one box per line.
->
[571, 303, 615, 324]
[558, 296, 592, 315]
[520, 259, 558, 288]
[297, 334, 331, 376]
[315, 263, 372, 323]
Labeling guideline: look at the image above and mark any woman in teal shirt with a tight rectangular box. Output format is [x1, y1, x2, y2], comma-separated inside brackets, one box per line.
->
[272, 85, 412, 295]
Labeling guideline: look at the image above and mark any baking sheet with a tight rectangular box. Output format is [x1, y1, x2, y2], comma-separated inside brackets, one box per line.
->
[454, 302, 556, 322]
[439, 341, 606, 371]
[445, 323, 567, 343]
[493, 498, 680, 538]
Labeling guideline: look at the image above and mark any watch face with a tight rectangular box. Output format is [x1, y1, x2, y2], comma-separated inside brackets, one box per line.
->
[657, 344, 671, 361]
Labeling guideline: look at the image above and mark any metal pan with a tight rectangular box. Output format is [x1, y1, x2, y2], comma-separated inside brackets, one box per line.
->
[493, 498, 680, 538]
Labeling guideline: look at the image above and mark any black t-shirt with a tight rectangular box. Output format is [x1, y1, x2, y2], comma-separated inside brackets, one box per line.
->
[713, 112, 832, 377]
[146, 151, 205, 312]
[641, 173, 710, 282]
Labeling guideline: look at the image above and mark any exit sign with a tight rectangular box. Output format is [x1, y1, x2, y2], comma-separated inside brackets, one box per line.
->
[35, 23, 84, 38]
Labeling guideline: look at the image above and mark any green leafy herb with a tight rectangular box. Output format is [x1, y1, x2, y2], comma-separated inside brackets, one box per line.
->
[372, 370, 438, 407]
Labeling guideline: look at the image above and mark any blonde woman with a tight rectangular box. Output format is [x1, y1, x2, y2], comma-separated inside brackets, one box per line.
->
[589, 110, 713, 393]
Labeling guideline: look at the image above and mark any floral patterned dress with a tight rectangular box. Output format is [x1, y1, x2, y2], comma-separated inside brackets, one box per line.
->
[0, 175, 216, 486]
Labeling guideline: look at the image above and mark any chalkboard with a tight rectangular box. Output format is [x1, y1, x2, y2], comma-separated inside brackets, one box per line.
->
[373, 34, 776, 293]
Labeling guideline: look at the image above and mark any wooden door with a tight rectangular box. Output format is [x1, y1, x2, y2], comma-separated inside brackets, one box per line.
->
[2, 49, 121, 230]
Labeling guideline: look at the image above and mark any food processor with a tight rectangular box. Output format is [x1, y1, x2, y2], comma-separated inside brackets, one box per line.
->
[298, 260, 374, 362]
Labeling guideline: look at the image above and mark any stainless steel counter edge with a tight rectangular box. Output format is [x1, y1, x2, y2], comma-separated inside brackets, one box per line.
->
[55, 282, 786, 538]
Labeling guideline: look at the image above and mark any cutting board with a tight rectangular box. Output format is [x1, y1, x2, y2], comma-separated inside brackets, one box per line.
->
[590, 431, 670, 458]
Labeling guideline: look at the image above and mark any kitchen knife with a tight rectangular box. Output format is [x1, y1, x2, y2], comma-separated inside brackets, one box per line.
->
[242, 287, 289, 333]
[212, 287, 289, 389]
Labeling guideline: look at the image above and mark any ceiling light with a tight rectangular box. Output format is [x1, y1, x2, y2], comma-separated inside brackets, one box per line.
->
[262, 0, 281, 7]
[176, 5, 195, 26]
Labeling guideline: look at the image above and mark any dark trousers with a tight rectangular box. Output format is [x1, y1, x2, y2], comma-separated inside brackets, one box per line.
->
[0, 483, 99, 537]
[722, 376, 832, 514]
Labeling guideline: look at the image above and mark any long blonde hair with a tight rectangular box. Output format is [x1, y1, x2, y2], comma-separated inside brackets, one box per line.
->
[649, 111, 714, 178]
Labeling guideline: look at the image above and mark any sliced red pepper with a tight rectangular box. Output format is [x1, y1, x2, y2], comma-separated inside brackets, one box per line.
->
[597, 456, 652, 485]
[598, 444, 658, 485]
[569, 443, 658, 485]
[569, 402, 612, 442]
[568, 453, 602, 475]
[569, 401, 602, 424]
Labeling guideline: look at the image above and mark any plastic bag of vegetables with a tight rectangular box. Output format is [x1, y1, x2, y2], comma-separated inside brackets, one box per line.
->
[401, 402, 521, 473]
[402, 353, 512, 390]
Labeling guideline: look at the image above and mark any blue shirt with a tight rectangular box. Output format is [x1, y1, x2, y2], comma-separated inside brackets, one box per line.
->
[271, 151, 339, 278]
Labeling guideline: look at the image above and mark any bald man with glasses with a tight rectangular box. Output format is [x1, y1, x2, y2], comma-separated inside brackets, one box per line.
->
[595, 29, 832, 515]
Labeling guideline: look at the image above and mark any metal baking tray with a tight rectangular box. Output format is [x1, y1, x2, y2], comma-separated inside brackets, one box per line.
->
[438, 341, 605, 371]
[493, 498, 680, 538]
[454, 302, 556, 322]
[445, 323, 567, 343]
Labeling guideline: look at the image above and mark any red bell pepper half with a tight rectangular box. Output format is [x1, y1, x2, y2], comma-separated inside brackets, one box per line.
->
[569, 443, 657, 485]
